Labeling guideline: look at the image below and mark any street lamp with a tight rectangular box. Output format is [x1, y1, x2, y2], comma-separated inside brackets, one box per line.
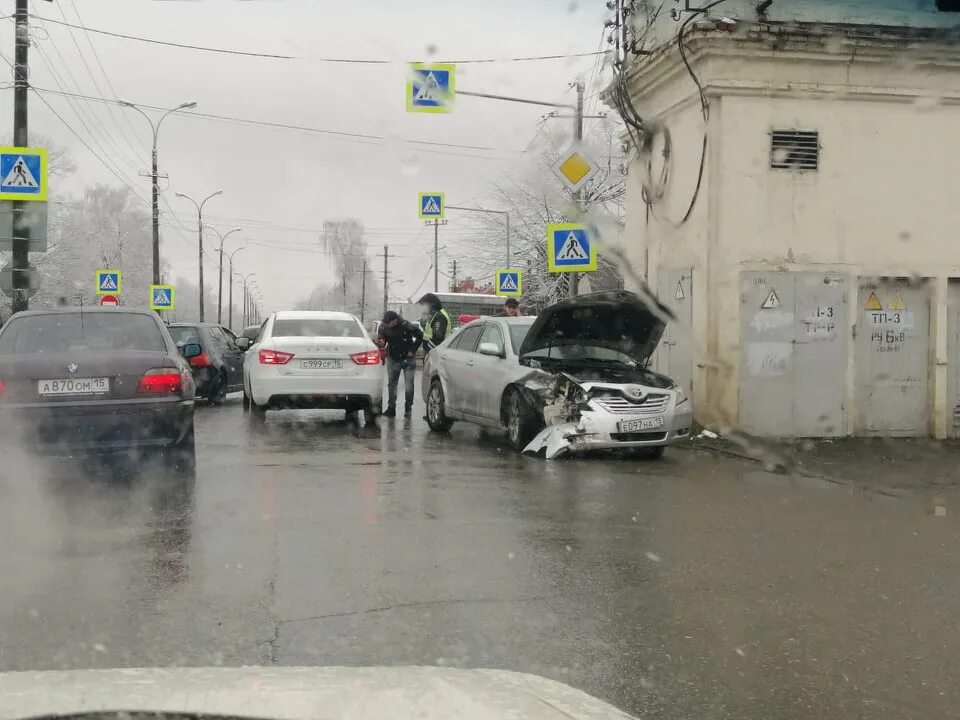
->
[175, 189, 223, 321]
[236, 272, 256, 326]
[227, 246, 245, 330]
[204, 225, 243, 324]
[118, 98, 197, 285]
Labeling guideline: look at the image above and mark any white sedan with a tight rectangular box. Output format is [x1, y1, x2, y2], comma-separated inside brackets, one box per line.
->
[243, 310, 384, 420]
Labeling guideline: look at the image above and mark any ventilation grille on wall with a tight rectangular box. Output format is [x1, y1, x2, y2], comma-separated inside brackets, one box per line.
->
[770, 130, 820, 171]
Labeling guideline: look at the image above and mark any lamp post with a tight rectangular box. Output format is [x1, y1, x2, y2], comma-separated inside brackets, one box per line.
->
[227, 247, 244, 330]
[205, 224, 243, 324]
[118, 99, 197, 285]
[175, 189, 223, 321]
[236, 272, 256, 326]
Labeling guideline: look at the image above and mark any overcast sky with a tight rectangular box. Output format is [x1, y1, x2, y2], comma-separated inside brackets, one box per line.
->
[2, 0, 611, 310]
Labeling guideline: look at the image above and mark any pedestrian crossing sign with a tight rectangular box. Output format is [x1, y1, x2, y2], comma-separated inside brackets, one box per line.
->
[149, 284, 175, 311]
[0, 147, 47, 202]
[95, 269, 122, 296]
[418, 192, 445, 220]
[495, 269, 522, 297]
[546, 223, 597, 273]
[407, 63, 455, 113]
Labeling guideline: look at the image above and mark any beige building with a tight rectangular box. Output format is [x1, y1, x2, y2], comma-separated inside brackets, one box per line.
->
[612, 17, 960, 437]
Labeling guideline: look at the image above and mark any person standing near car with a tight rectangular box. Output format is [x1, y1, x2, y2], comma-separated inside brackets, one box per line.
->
[418, 293, 451, 352]
[501, 298, 521, 317]
[377, 310, 423, 418]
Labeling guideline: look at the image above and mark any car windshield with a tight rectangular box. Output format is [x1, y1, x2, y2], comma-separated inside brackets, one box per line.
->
[168, 327, 202, 347]
[0, 313, 165, 354]
[1, 4, 954, 720]
[272, 318, 362, 337]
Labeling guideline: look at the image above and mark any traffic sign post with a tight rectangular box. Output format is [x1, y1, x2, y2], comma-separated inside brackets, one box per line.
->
[406, 63, 455, 113]
[418, 192, 445, 220]
[0, 201, 47, 252]
[0, 263, 39, 299]
[552, 145, 598, 194]
[546, 223, 597, 273]
[99, 294, 119, 307]
[95, 269, 122, 296]
[495, 269, 522, 297]
[0, 147, 47, 202]
[149, 284, 175, 311]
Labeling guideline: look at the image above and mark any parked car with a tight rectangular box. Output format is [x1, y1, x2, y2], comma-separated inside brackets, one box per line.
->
[421, 291, 692, 459]
[0, 308, 199, 470]
[168, 323, 248, 404]
[243, 310, 384, 420]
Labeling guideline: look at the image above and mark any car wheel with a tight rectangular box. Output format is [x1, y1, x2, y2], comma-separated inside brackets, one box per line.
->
[505, 388, 541, 451]
[248, 385, 267, 422]
[165, 423, 196, 475]
[426, 379, 454, 432]
[242, 386, 251, 412]
[209, 370, 228, 406]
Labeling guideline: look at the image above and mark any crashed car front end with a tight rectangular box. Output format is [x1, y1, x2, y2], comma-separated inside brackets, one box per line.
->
[519, 370, 693, 459]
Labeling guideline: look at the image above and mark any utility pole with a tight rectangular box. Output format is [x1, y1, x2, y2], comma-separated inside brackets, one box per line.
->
[382, 245, 389, 315]
[11, 0, 29, 313]
[360, 258, 367, 322]
[569, 78, 585, 298]
[342, 264, 347, 311]
[175, 190, 222, 322]
[448, 260, 457, 291]
[432, 220, 439, 292]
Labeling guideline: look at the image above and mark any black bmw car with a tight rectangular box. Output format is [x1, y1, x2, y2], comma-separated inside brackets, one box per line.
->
[168, 323, 249, 404]
[0, 308, 199, 469]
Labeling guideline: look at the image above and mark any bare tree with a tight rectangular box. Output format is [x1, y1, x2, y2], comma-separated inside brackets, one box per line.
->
[296, 219, 375, 320]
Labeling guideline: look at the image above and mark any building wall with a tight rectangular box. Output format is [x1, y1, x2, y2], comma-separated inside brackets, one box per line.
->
[619, 28, 960, 434]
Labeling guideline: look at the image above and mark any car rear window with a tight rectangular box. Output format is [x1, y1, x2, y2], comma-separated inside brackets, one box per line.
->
[168, 326, 202, 347]
[272, 318, 362, 338]
[0, 313, 166, 355]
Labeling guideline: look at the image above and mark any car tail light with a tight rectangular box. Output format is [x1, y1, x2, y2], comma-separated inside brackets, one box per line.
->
[189, 352, 213, 368]
[259, 349, 294, 365]
[350, 349, 381, 366]
[0, 378, 6, 398]
[137, 368, 183, 394]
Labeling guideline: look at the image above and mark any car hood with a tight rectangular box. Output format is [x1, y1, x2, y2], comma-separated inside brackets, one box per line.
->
[0, 666, 636, 720]
[518, 290, 672, 368]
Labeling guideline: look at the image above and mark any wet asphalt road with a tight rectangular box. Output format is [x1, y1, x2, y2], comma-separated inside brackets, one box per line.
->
[2, 394, 960, 719]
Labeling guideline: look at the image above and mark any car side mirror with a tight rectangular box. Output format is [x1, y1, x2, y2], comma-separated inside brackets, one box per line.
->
[478, 342, 504, 358]
[236, 337, 251, 351]
[180, 342, 202, 359]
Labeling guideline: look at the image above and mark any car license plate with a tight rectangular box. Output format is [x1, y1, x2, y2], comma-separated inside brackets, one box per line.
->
[618, 416, 664, 433]
[301, 359, 343, 370]
[38, 377, 110, 396]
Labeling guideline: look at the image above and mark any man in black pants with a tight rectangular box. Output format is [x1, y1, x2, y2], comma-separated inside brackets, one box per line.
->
[376, 311, 423, 418]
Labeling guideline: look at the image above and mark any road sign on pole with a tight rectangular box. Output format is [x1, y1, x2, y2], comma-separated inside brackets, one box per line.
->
[418, 192, 445, 220]
[95, 269, 122, 296]
[0, 147, 47, 202]
[0, 201, 47, 251]
[406, 63, 455, 113]
[495, 269, 522, 297]
[552, 145, 598, 194]
[546, 223, 597, 273]
[149, 284, 175, 311]
[99, 294, 119, 307]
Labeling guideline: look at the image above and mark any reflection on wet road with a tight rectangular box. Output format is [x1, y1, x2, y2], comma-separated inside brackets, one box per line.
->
[1, 395, 959, 718]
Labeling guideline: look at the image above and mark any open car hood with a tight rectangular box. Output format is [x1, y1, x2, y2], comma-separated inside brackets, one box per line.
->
[518, 290, 673, 368]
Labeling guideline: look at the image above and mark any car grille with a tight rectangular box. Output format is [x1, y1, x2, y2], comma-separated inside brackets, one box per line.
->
[593, 393, 670, 415]
[611, 431, 667, 442]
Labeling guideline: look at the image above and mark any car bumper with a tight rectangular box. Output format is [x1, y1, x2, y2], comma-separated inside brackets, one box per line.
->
[248, 369, 383, 409]
[0, 398, 195, 456]
[523, 404, 693, 459]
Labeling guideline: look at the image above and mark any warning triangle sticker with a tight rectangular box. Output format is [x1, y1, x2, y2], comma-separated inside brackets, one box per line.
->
[888, 293, 906, 311]
[760, 289, 781, 309]
[557, 232, 588, 260]
[99, 275, 118, 291]
[499, 274, 518, 292]
[415, 72, 441, 101]
[2, 156, 38, 188]
[864, 292, 882, 311]
[153, 289, 170, 306]
[675, 281, 685, 300]
[422, 196, 440, 214]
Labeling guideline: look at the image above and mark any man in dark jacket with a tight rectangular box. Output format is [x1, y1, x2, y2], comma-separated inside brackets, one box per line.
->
[418, 293, 451, 351]
[377, 310, 423, 417]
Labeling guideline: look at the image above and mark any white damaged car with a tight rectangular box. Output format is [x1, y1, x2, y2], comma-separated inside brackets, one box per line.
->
[422, 290, 693, 459]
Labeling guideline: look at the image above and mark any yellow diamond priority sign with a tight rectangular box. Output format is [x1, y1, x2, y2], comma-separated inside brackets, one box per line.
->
[552, 146, 598, 193]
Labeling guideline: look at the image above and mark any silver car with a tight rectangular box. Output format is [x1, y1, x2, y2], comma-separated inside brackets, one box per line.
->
[421, 291, 693, 459]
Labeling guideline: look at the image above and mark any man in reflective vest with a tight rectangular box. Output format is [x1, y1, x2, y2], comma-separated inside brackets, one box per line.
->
[418, 293, 451, 352]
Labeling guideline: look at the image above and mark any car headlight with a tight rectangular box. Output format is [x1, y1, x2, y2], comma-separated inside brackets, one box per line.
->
[674, 385, 689, 406]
